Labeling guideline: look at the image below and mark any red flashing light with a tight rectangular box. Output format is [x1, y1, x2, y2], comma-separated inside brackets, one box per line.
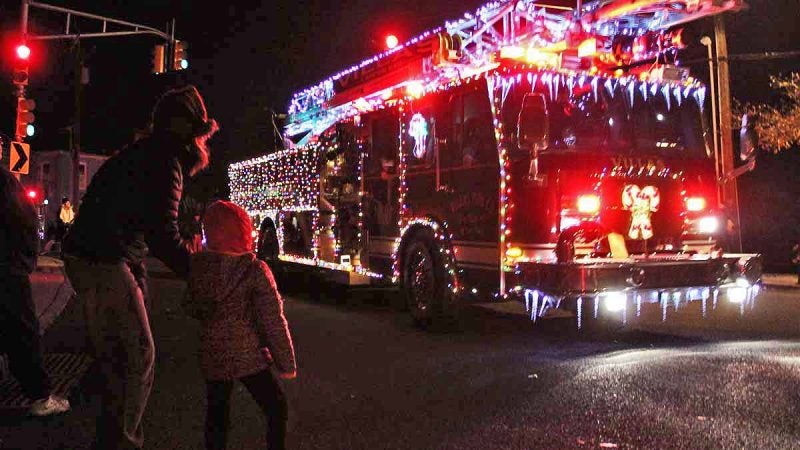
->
[685, 197, 706, 212]
[385, 35, 399, 50]
[27, 189, 37, 199]
[16, 44, 31, 60]
[577, 194, 601, 214]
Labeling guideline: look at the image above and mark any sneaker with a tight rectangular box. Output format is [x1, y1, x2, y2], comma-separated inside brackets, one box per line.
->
[29, 395, 71, 417]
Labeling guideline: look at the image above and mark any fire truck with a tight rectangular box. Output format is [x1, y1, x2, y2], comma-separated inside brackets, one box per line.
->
[229, 0, 762, 328]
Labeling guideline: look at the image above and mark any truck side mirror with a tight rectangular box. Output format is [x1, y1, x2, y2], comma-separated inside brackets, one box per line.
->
[517, 93, 549, 183]
[518, 93, 549, 150]
[739, 113, 758, 162]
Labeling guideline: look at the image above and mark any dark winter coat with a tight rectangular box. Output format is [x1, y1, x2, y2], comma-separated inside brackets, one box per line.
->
[0, 166, 38, 276]
[184, 252, 296, 381]
[62, 133, 194, 278]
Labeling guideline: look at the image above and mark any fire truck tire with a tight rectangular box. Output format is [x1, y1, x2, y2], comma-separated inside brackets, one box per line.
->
[401, 229, 457, 329]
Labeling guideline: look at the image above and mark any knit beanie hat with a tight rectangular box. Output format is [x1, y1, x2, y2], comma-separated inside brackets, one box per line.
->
[203, 200, 254, 254]
[152, 85, 217, 137]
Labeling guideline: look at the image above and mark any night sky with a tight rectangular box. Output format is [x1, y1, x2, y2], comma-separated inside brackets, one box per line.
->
[1, 0, 798, 265]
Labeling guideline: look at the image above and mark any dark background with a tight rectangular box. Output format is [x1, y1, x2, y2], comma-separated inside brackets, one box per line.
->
[0, 0, 798, 269]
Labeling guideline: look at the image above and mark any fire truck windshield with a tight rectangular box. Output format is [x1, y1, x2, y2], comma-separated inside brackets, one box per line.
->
[504, 76, 710, 159]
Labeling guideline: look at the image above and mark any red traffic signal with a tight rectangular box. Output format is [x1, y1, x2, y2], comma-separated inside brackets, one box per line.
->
[16, 44, 31, 60]
[27, 189, 38, 199]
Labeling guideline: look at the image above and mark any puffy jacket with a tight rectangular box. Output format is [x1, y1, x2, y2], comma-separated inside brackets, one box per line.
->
[62, 133, 194, 278]
[0, 167, 38, 276]
[184, 252, 296, 381]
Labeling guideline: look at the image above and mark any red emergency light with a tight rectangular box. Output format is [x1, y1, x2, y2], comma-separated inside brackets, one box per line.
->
[385, 35, 399, 50]
[577, 194, 601, 214]
[685, 196, 706, 212]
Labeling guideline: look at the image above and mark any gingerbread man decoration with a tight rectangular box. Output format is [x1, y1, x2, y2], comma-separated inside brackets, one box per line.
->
[622, 184, 660, 240]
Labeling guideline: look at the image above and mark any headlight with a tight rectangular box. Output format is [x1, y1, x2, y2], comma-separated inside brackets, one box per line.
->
[604, 291, 627, 312]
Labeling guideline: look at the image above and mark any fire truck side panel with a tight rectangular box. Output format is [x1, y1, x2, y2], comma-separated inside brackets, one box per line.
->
[400, 80, 502, 293]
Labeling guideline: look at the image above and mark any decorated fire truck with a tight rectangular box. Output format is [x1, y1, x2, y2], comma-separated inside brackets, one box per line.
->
[229, 0, 762, 328]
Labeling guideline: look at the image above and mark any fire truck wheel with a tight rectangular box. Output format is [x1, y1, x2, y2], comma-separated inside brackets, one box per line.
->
[401, 230, 456, 329]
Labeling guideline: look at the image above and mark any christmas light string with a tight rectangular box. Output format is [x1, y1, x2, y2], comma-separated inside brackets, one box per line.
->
[231, 67, 706, 286]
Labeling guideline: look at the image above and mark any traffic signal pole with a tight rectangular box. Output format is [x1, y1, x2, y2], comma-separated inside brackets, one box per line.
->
[11, 1, 30, 181]
[16, 0, 183, 194]
[72, 39, 83, 206]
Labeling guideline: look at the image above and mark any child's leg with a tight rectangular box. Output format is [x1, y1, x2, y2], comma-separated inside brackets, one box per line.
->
[205, 379, 234, 450]
[240, 369, 288, 450]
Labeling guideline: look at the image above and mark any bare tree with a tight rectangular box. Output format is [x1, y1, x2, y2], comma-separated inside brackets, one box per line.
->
[739, 73, 800, 153]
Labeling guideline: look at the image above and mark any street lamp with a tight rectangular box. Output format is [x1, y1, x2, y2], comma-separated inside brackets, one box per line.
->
[700, 35, 721, 205]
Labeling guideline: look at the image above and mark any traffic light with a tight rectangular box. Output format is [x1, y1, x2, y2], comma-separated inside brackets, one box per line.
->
[172, 40, 188, 70]
[16, 44, 31, 60]
[12, 66, 29, 86]
[16, 97, 36, 139]
[152, 44, 165, 74]
[13, 43, 31, 87]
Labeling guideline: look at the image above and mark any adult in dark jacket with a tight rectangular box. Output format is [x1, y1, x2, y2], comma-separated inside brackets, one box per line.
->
[0, 166, 71, 417]
[62, 85, 218, 450]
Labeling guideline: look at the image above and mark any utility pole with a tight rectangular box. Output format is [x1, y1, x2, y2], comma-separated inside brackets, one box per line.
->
[72, 39, 83, 206]
[713, 14, 742, 252]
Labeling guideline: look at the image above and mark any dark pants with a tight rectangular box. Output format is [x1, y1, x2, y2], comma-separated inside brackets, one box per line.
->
[64, 256, 154, 450]
[0, 272, 52, 400]
[205, 369, 288, 450]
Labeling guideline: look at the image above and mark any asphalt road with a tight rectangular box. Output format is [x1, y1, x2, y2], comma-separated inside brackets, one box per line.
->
[1, 275, 800, 449]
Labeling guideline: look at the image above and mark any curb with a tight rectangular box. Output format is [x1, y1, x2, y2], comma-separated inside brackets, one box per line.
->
[762, 283, 800, 292]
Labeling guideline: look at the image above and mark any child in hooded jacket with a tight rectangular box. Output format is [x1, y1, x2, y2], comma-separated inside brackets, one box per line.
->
[184, 200, 296, 450]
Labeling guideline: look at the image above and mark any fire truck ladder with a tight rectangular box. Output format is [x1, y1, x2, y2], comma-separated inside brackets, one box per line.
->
[286, 0, 744, 140]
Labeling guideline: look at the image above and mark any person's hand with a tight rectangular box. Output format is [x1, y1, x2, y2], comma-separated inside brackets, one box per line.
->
[279, 371, 297, 380]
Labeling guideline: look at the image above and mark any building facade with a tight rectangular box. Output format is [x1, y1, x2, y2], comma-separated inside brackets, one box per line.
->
[25, 150, 108, 231]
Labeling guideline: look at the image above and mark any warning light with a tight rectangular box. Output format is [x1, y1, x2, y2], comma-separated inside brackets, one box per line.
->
[405, 81, 425, 98]
[577, 38, 597, 58]
[577, 194, 601, 214]
[386, 35, 399, 50]
[27, 190, 37, 199]
[16, 44, 31, 60]
[685, 197, 706, 212]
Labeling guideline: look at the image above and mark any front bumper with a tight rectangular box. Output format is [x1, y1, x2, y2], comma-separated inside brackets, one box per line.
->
[507, 253, 763, 326]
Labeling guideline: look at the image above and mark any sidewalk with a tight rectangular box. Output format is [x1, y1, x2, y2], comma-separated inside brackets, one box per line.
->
[0, 256, 87, 414]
